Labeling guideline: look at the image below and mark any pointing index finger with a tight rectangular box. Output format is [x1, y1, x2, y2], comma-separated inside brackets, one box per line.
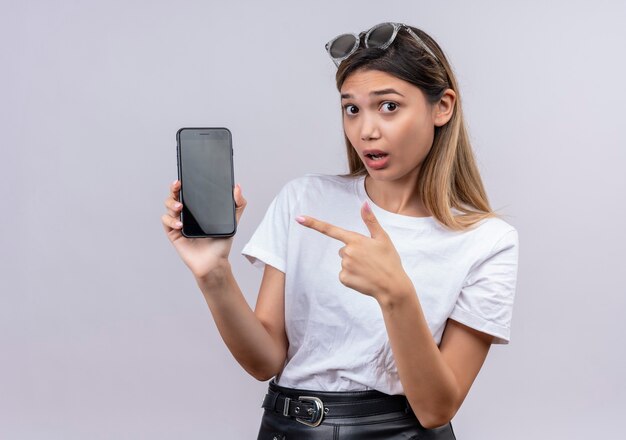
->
[296, 215, 357, 244]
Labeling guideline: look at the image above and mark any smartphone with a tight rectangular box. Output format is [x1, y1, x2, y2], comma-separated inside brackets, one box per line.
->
[176, 127, 236, 238]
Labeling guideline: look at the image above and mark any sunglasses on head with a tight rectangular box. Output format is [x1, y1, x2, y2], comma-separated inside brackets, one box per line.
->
[325, 22, 441, 68]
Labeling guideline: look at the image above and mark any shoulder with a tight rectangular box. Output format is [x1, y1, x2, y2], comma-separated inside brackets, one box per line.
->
[473, 216, 518, 239]
[280, 173, 358, 199]
[466, 216, 519, 266]
[284, 172, 356, 188]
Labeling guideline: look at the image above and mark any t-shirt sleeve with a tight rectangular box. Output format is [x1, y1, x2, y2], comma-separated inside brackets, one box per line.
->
[449, 228, 520, 344]
[240, 181, 295, 273]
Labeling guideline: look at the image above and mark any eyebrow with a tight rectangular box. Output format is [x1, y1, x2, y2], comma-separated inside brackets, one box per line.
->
[341, 88, 405, 99]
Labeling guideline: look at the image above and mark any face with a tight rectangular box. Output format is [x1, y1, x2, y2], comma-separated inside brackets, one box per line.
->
[340, 69, 452, 182]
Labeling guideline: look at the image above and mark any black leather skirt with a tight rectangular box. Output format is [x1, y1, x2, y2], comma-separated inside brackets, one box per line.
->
[257, 379, 457, 440]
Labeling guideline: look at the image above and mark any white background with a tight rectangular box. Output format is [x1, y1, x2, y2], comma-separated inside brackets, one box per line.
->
[2, 0, 625, 438]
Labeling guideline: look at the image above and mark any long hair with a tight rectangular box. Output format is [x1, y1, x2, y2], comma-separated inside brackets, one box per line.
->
[335, 25, 502, 231]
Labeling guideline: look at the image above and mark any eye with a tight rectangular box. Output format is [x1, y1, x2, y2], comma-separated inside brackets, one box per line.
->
[343, 104, 359, 116]
[381, 102, 398, 113]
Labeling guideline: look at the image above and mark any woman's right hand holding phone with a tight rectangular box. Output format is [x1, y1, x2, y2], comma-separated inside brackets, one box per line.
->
[161, 180, 246, 280]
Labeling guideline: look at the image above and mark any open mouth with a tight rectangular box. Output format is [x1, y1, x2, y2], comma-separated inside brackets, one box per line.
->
[365, 153, 388, 161]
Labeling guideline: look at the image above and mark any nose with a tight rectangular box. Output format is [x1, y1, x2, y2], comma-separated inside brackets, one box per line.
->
[360, 114, 381, 141]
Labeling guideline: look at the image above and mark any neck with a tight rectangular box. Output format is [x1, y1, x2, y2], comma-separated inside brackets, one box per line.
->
[365, 173, 431, 218]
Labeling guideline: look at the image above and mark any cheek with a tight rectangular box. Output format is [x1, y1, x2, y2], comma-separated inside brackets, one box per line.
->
[343, 118, 358, 142]
[388, 114, 433, 152]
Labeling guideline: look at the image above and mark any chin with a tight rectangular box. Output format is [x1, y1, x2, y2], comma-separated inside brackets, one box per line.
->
[366, 166, 419, 183]
[365, 170, 395, 181]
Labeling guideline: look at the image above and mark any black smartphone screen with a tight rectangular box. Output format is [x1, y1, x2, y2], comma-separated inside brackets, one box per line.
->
[176, 127, 236, 238]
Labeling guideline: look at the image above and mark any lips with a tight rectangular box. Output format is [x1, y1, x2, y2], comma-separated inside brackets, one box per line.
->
[363, 151, 390, 170]
[363, 149, 388, 158]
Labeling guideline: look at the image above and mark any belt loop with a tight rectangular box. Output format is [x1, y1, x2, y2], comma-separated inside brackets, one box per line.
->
[270, 389, 279, 411]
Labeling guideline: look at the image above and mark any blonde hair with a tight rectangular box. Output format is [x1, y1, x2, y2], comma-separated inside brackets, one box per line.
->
[336, 25, 502, 232]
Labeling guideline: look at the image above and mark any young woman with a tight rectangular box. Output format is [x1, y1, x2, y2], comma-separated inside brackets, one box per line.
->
[162, 22, 519, 439]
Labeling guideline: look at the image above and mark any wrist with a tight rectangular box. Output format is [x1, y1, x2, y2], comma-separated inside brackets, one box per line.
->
[195, 259, 232, 288]
[377, 274, 415, 310]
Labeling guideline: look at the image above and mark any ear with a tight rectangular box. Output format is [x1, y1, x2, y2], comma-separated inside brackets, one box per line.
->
[433, 88, 456, 127]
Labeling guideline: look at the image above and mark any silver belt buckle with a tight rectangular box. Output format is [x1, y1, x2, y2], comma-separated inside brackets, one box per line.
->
[295, 396, 324, 427]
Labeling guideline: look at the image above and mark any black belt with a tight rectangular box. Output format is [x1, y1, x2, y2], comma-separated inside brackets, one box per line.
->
[261, 381, 412, 427]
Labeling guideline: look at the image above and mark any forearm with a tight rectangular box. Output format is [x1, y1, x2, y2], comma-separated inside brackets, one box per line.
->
[377, 283, 459, 429]
[196, 261, 285, 381]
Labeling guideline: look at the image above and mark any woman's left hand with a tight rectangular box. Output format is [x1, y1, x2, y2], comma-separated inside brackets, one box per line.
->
[295, 201, 413, 302]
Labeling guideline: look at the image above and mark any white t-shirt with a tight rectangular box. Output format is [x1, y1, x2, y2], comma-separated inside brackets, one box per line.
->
[241, 173, 519, 395]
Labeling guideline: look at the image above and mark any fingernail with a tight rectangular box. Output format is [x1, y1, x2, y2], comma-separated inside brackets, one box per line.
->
[295, 216, 306, 224]
[174, 202, 182, 209]
[175, 221, 182, 227]
[363, 201, 371, 212]
[172, 179, 178, 186]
